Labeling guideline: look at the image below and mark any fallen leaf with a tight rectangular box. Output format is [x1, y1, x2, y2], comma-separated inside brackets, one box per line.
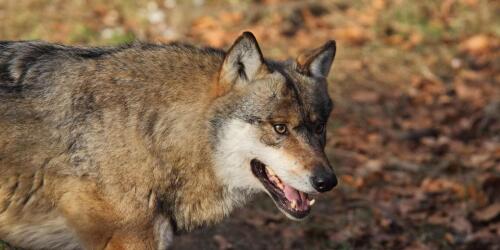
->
[421, 178, 466, 197]
[474, 203, 500, 222]
[213, 235, 233, 250]
[455, 81, 483, 101]
[351, 90, 381, 103]
[460, 34, 495, 56]
[404, 241, 431, 250]
[450, 216, 472, 234]
[334, 26, 370, 46]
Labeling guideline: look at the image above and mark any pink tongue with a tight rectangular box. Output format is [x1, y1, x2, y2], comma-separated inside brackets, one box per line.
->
[284, 184, 301, 201]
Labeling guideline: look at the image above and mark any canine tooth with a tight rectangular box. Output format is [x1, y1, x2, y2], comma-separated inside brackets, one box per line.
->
[291, 200, 297, 209]
[309, 199, 316, 206]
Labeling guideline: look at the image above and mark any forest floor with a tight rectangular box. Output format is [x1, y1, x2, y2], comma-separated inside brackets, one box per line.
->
[1, 0, 499, 249]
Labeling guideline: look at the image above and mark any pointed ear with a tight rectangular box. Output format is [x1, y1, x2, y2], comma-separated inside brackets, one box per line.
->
[220, 32, 268, 84]
[296, 40, 336, 78]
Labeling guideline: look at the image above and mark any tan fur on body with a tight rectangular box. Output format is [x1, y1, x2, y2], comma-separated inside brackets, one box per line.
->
[0, 43, 232, 248]
[0, 32, 337, 249]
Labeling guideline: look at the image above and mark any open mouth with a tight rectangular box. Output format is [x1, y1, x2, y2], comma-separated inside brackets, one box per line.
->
[250, 159, 315, 219]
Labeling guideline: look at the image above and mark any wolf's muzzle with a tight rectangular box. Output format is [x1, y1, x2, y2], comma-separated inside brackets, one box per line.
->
[310, 166, 337, 192]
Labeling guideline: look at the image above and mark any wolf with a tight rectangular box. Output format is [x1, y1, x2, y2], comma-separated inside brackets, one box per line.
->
[0, 32, 337, 249]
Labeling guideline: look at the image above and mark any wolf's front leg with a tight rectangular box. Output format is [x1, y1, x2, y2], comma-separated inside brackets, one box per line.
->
[57, 181, 171, 249]
[103, 231, 157, 250]
[153, 215, 174, 250]
[102, 216, 173, 250]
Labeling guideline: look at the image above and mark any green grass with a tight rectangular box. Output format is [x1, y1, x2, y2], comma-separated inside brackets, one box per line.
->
[374, 0, 499, 45]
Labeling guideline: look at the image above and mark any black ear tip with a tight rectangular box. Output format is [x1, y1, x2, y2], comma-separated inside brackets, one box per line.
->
[240, 31, 259, 44]
[230, 31, 260, 50]
[324, 40, 336, 50]
[242, 31, 256, 39]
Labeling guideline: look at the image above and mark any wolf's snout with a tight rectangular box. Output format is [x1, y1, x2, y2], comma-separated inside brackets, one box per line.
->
[310, 167, 337, 193]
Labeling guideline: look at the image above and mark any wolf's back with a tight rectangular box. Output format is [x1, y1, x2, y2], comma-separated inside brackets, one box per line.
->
[1, 41, 61, 83]
[0, 41, 121, 93]
[0, 41, 29, 87]
[0, 41, 96, 169]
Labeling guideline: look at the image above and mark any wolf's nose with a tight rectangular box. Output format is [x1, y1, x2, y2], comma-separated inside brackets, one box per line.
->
[311, 168, 337, 193]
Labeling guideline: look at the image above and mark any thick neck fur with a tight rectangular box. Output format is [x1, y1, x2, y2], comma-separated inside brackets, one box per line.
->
[123, 45, 250, 231]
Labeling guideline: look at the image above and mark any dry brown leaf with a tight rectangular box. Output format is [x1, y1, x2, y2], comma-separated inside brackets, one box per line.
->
[450, 216, 472, 234]
[444, 232, 455, 244]
[466, 223, 500, 242]
[213, 234, 233, 250]
[421, 178, 466, 197]
[455, 81, 483, 101]
[461, 0, 479, 7]
[460, 35, 495, 56]
[200, 29, 229, 47]
[474, 203, 500, 222]
[404, 241, 431, 250]
[219, 11, 243, 25]
[341, 174, 364, 189]
[351, 90, 380, 103]
[363, 159, 383, 173]
[191, 16, 218, 30]
[334, 26, 370, 46]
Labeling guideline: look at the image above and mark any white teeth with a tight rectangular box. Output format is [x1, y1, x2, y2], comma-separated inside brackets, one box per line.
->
[266, 167, 284, 189]
[309, 199, 316, 206]
[266, 167, 276, 176]
[291, 200, 297, 209]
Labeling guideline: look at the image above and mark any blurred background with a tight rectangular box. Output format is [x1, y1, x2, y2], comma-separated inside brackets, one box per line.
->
[0, 0, 499, 249]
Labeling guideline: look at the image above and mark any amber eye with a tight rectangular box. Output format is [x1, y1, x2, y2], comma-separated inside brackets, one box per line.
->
[315, 124, 325, 134]
[273, 124, 288, 135]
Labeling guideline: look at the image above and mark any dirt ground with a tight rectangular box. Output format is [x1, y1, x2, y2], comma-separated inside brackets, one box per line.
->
[1, 0, 499, 249]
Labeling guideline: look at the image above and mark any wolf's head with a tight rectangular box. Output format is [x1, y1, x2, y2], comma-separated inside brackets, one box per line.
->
[211, 32, 337, 220]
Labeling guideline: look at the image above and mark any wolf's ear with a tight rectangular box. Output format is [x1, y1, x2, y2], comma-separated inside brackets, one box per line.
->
[296, 40, 336, 78]
[220, 32, 268, 84]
